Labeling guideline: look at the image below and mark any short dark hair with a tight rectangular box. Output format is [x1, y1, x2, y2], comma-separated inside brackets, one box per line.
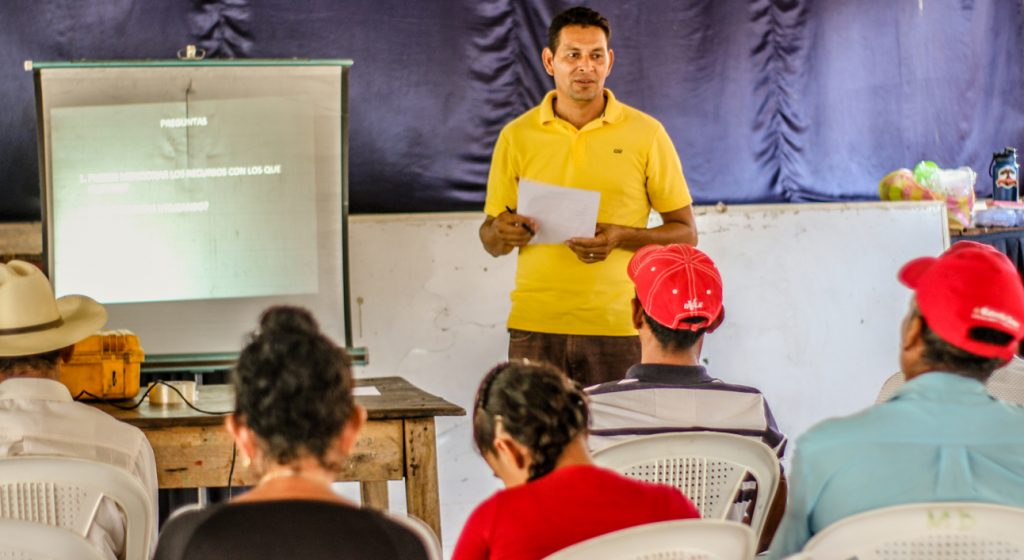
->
[0, 349, 63, 380]
[473, 360, 588, 481]
[547, 6, 611, 52]
[642, 310, 707, 352]
[232, 306, 355, 469]
[918, 313, 1006, 382]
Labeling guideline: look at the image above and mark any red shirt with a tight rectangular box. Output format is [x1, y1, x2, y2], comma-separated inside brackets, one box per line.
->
[452, 464, 700, 560]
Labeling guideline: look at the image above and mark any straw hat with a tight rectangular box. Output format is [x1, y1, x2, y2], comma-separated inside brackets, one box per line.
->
[0, 260, 107, 357]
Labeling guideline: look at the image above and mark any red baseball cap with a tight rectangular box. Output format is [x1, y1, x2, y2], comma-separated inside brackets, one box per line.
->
[899, 241, 1024, 361]
[628, 244, 724, 332]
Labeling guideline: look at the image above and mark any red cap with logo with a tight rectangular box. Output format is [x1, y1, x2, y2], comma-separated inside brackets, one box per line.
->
[899, 241, 1024, 361]
[627, 244, 724, 332]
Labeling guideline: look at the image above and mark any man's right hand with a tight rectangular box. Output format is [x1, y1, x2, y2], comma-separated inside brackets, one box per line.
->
[480, 212, 538, 257]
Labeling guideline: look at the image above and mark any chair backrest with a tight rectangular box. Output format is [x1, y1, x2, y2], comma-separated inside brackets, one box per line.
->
[0, 518, 106, 560]
[387, 512, 443, 560]
[592, 432, 780, 538]
[543, 519, 755, 560]
[797, 502, 1024, 559]
[0, 457, 153, 560]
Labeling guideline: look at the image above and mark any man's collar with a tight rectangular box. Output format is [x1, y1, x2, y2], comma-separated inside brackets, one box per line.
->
[890, 371, 991, 402]
[624, 363, 714, 386]
[602, 89, 624, 123]
[539, 88, 624, 126]
[0, 377, 73, 402]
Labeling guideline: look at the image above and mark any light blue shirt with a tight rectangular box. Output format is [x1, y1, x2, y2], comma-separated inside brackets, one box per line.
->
[768, 372, 1024, 559]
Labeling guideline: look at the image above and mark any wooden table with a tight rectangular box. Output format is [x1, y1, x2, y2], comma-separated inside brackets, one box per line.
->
[91, 376, 464, 538]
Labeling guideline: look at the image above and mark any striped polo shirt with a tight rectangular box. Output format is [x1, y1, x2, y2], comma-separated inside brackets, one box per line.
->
[587, 364, 787, 456]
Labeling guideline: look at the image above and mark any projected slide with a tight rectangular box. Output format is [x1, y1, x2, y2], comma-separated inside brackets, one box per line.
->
[50, 96, 319, 303]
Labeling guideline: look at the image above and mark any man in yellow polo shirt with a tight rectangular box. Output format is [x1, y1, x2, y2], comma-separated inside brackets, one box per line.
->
[479, 6, 697, 385]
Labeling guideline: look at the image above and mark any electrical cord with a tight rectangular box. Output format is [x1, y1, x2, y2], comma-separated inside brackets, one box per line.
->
[76, 380, 244, 500]
[227, 444, 238, 499]
[73, 382, 158, 410]
[74, 379, 233, 416]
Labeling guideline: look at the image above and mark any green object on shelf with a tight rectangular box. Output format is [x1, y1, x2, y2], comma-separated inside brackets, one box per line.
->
[913, 160, 941, 190]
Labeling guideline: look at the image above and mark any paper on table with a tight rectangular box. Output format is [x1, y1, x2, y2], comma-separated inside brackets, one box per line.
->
[518, 178, 601, 245]
[354, 386, 381, 396]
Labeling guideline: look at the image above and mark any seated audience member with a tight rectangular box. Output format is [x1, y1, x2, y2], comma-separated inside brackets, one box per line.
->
[0, 260, 158, 560]
[587, 244, 786, 453]
[768, 241, 1024, 559]
[876, 354, 1024, 404]
[453, 360, 699, 560]
[155, 306, 429, 560]
[586, 244, 786, 550]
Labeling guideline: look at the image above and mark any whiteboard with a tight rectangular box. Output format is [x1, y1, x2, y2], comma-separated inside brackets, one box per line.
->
[346, 201, 948, 549]
[693, 201, 949, 447]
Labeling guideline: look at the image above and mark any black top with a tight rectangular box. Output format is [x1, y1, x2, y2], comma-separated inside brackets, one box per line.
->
[154, 500, 430, 560]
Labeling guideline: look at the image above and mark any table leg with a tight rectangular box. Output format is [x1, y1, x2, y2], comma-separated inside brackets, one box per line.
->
[360, 480, 389, 511]
[403, 417, 441, 539]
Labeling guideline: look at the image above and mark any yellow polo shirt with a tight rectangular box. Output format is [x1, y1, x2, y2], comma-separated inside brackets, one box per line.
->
[484, 89, 692, 336]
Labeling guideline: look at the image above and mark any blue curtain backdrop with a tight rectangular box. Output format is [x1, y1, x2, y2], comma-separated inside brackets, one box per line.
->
[1, 0, 1023, 220]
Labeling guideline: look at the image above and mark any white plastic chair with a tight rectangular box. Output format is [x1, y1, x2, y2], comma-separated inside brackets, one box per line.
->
[387, 512, 442, 560]
[544, 519, 755, 560]
[786, 502, 1024, 559]
[0, 456, 153, 560]
[592, 432, 780, 539]
[0, 518, 105, 560]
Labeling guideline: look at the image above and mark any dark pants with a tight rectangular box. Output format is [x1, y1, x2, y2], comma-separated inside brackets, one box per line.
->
[508, 329, 640, 387]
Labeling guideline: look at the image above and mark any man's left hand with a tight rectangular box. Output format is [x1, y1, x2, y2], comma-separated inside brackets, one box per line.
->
[566, 223, 633, 264]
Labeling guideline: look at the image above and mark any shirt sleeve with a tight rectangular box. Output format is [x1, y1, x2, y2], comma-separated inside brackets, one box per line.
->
[645, 124, 692, 213]
[483, 129, 518, 218]
[765, 440, 816, 560]
[451, 496, 497, 560]
[760, 398, 789, 458]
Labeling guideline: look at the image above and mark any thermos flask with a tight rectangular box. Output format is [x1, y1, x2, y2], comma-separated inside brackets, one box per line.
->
[991, 147, 1020, 203]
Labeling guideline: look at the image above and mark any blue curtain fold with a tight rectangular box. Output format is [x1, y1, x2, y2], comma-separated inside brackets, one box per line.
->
[750, 0, 810, 201]
[191, 0, 254, 58]
[1, 0, 1023, 220]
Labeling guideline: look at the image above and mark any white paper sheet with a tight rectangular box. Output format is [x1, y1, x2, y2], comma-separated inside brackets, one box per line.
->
[517, 178, 601, 245]
[354, 386, 381, 396]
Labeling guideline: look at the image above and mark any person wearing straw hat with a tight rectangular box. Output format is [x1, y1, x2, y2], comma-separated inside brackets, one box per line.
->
[767, 242, 1024, 559]
[0, 260, 158, 560]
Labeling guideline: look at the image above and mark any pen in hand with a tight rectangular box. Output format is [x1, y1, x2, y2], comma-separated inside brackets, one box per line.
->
[505, 206, 536, 236]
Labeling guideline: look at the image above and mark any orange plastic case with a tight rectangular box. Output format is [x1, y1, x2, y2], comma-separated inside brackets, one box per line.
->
[60, 330, 144, 400]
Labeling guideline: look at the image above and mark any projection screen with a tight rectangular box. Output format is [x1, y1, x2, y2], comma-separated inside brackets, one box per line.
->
[34, 61, 351, 356]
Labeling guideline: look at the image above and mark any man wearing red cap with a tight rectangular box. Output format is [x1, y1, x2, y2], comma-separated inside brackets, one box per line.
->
[767, 242, 1024, 559]
[587, 243, 785, 454]
[586, 243, 786, 549]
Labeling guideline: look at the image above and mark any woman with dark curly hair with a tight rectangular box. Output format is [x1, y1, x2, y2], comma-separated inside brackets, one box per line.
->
[452, 360, 699, 560]
[154, 306, 430, 560]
